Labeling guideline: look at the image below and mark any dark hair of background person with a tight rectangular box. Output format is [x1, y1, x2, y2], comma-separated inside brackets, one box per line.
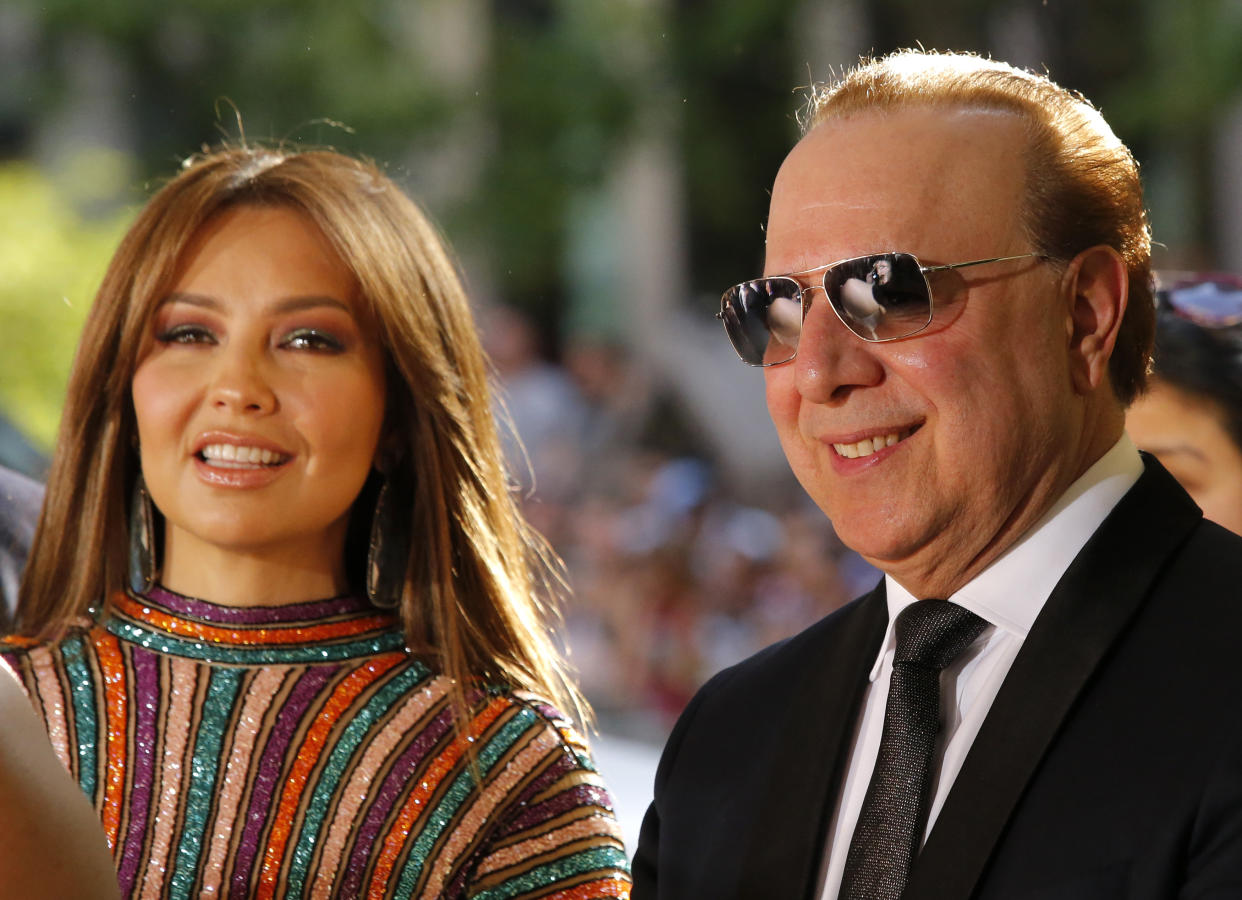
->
[1150, 310, 1242, 452]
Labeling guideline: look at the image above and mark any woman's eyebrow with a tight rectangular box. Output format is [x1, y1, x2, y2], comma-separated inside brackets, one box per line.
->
[158, 291, 221, 310]
[157, 293, 352, 314]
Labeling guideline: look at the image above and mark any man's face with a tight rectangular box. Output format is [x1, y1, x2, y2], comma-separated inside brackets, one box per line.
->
[763, 106, 1098, 596]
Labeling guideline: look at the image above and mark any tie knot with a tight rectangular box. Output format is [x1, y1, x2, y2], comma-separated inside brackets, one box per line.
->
[892, 599, 987, 669]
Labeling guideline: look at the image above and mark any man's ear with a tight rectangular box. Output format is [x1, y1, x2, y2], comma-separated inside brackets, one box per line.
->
[1062, 245, 1128, 395]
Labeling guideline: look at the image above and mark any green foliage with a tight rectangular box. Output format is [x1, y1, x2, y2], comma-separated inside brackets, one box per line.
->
[0, 152, 134, 448]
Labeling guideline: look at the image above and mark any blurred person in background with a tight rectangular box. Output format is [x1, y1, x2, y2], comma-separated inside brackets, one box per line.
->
[2, 145, 629, 899]
[1126, 274, 1242, 535]
[0, 465, 42, 626]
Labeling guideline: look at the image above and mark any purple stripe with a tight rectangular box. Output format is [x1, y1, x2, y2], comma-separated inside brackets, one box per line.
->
[525, 749, 576, 794]
[229, 666, 337, 894]
[487, 752, 575, 841]
[115, 649, 160, 895]
[338, 704, 456, 897]
[500, 783, 616, 835]
[527, 700, 564, 721]
[141, 586, 379, 625]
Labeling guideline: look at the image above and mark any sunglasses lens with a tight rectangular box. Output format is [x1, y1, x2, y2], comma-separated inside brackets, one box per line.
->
[1162, 278, 1242, 327]
[823, 252, 932, 341]
[720, 278, 803, 365]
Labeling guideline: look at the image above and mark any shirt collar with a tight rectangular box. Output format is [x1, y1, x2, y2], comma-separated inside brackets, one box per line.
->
[869, 435, 1144, 681]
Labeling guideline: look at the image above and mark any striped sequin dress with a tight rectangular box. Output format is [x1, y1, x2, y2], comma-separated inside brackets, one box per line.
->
[0, 586, 631, 899]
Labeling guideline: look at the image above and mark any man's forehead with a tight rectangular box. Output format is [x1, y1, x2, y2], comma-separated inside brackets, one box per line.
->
[764, 107, 1027, 269]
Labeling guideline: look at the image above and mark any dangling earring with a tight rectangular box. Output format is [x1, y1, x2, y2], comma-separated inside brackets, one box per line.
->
[128, 473, 159, 594]
[367, 464, 412, 609]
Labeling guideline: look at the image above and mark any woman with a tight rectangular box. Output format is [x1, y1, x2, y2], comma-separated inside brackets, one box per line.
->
[1, 146, 630, 898]
[1126, 273, 1242, 535]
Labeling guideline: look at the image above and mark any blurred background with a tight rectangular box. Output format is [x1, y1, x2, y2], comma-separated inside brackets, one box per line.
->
[2, 0, 1241, 848]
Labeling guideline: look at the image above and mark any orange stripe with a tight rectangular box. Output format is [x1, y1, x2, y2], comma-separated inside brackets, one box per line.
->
[254, 653, 405, 900]
[93, 631, 128, 851]
[544, 879, 632, 899]
[112, 592, 394, 646]
[367, 696, 510, 899]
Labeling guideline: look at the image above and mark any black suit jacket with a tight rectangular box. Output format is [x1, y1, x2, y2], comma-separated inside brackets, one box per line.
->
[633, 459, 1242, 898]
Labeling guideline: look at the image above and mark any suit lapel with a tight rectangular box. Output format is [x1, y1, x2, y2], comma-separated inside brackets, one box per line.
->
[905, 459, 1202, 899]
[737, 584, 888, 899]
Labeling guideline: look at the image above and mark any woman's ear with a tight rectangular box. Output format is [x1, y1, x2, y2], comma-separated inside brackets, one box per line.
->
[1062, 245, 1128, 396]
[372, 428, 404, 475]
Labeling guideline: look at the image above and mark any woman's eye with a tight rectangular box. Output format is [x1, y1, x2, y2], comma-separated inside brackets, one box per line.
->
[156, 323, 215, 345]
[282, 328, 344, 352]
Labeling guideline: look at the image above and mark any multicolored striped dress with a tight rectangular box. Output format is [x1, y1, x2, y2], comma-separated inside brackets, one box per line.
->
[0, 586, 631, 899]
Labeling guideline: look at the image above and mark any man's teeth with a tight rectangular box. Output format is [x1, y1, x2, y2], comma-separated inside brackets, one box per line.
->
[833, 432, 905, 459]
[200, 444, 287, 467]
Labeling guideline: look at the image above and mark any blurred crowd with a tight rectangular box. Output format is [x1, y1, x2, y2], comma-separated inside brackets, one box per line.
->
[482, 306, 880, 741]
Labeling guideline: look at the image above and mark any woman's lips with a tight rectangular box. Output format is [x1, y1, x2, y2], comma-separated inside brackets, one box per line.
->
[191, 436, 294, 487]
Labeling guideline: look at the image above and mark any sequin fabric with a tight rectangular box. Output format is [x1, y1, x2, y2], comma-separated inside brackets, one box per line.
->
[1, 586, 631, 899]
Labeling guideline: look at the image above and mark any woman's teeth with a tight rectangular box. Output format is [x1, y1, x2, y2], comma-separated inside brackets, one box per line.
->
[199, 444, 287, 467]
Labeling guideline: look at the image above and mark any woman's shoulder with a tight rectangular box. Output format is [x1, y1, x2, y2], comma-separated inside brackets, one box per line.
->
[454, 685, 632, 897]
[1, 617, 98, 668]
[501, 688, 600, 768]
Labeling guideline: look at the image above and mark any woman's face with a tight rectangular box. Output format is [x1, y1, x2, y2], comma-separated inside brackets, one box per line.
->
[131, 204, 388, 589]
[1126, 378, 1242, 536]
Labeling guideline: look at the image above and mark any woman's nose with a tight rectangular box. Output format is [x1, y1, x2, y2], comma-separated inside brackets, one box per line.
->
[206, 347, 278, 414]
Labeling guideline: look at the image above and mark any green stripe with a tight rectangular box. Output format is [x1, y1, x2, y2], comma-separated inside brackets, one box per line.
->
[392, 706, 538, 898]
[469, 846, 629, 900]
[60, 636, 98, 799]
[283, 660, 431, 896]
[167, 667, 242, 900]
[106, 619, 406, 664]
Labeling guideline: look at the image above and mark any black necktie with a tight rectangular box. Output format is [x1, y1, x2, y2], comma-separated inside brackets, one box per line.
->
[839, 599, 988, 900]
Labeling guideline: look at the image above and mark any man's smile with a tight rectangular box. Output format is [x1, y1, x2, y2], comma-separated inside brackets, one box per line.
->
[832, 426, 919, 459]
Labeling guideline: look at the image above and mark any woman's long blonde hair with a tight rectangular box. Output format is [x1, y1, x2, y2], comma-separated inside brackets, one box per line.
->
[18, 145, 586, 723]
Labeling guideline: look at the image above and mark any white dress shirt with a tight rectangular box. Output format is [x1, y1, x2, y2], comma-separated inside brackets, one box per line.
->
[818, 436, 1145, 898]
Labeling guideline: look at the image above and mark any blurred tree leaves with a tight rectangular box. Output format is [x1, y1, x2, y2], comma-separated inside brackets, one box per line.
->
[5, 0, 1241, 386]
[0, 150, 133, 448]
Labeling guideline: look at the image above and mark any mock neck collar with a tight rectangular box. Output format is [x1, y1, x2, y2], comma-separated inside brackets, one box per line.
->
[103, 584, 406, 665]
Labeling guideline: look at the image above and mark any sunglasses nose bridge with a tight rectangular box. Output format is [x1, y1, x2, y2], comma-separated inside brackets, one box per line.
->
[800, 282, 861, 348]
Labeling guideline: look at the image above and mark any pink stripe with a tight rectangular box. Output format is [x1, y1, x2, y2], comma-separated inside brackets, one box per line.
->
[416, 728, 561, 900]
[140, 657, 197, 900]
[27, 650, 73, 771]
[199, 667, 287, 896]
[312, 679, 448, 898]
[475, 816, 625, 877]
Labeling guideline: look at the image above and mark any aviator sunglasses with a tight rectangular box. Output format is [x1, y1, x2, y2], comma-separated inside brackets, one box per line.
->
[718, 250, 1045, 366]
[1156, 272, 1242, 328]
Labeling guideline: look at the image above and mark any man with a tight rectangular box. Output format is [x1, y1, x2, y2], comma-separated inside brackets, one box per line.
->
[633, 51, 1242, 899]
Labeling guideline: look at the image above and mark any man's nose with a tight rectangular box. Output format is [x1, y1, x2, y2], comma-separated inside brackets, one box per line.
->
[207, 347, 278, 414]
[793, 295, 885, 403]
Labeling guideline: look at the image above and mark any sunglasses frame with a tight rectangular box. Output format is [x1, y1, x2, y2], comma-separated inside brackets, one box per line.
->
[718, 251, 1047, 367]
